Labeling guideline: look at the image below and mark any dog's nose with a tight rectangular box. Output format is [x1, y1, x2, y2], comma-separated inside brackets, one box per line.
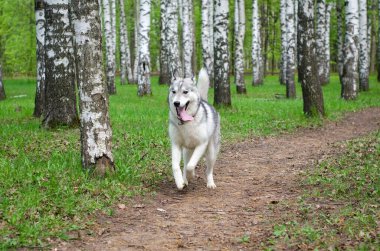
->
[174, 101, 180, 107]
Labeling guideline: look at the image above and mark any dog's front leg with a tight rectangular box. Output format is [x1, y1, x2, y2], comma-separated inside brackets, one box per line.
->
[186, 142, 208, 172]
[172, 144, 185, 190]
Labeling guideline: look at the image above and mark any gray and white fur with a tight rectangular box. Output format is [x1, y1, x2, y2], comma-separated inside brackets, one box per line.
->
[168, 68, 220, 190]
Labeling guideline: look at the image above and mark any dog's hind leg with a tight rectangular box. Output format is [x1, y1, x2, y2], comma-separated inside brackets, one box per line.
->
[182, 148, 194, 186]
[205, 143, 217, 189]
[172, 144, 185, 190]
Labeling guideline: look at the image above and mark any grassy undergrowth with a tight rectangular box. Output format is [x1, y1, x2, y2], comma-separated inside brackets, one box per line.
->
[0, 75, 379, 248]
[264, 131, 380, 250]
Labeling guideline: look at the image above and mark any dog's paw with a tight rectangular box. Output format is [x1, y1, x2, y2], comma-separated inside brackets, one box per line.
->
[207, 182, 216, 189]
[183, 177, 189, 186]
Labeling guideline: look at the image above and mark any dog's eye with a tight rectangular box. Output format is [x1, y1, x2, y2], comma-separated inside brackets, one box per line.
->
[172, 90, 176, 94]
[183, 90, 188, 94]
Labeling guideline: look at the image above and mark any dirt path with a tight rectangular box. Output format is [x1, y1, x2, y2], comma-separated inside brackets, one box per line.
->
[56, 107, 380, 251]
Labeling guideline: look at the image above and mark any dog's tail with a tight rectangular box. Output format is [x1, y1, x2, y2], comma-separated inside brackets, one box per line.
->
[197, 68, 210, 101]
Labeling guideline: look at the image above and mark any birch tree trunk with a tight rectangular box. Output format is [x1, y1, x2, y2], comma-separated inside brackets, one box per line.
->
[234, 0, 246, 93]
[33, 0, 45, 117]
[137, 0, 152, 96]
[285, 0, 296, 98]
[119, 0, 133, 84]
[214, 0, 231, 106]
[337, 0, 344, 83]
[0, 64, 5, 101]
[298, 0, 325, 117]
[111, 0, 116, 76]
[316, 0, 327, 85]
[71, 0, 114, 175]
[342, 0, 359, 100]
[324, 3, 331, 84]
[132, 0, 140, 84]
[182, 0, 193, 78]
[358, 0, 369, 91]
[166, 0, 182, 82]
[43, 0, 78, 128]
[369, 0, 376, 74]
[159, 0, 170, 84]
[102, 0, 116, 94]
[279, 0, 287, 85]
[201, 0, 214, 86]
[252, 0, 263, 86]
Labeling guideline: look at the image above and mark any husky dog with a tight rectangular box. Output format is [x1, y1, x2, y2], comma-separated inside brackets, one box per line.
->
[168, 68, 220, 190]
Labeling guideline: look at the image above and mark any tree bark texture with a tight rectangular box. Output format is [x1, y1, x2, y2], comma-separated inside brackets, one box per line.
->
[132, 0, 140, 84]
[182, 0, 194, 78]
[159, 0, 170, 85]
[316, 0, 328, 85]
[201, 0, 214, 86]
[43, 0, 78, 128]
[166, 0, 182, 82]
[234, 0, 246, 93]
[342, 0, 359, 100]
[71, 0, 115, 175]
[336, 0, 344, 83]
[285, 0, 296, 98]
[298, 0, 325, 117]
[252, 0, 263, 86]
[34, 0, 45, 117]
[324, 3, 331, 84]
[0, 64, 5, 101]
[213, 0, 231, 106]
[119, 0, 133, 84]
[279, 0, 287, 85]
[102, 0, 116, 94]
[358, 0, 369, 91]
[137, 0, 152, 96]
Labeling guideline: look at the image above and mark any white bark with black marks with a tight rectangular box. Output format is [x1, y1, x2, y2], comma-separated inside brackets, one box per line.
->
[285, 0, 296, 98]
[213, 0, 231, 106]
[279, 0, 287, 85]
[324, 3, 331, 84]
[358, 0, 369, 91]
[43, 0, 78, 128]
[132, 0, 140, 84]
[119, 0, 133, 84]
[342, 0, 359, 100]
[166, 0, 182, 82]
[71, 0, 115, 175]
[201, 0, 213, 86]
[137, 0, 152, 96]
[34, 0, 45, 116]
[234, 0, 245, 93]
[102, 0, 116, 94]
[182, 0, 193, 78]
[252, 0, 262, 86]
[316, 0, 327, 85]
[337, 0, 344, 82]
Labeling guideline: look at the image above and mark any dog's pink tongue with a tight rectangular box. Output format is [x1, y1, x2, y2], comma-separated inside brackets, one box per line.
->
[178, 107, 193, 121]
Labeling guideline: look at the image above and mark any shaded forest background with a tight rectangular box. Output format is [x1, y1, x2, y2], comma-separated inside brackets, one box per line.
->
[2, 0, 374, 77]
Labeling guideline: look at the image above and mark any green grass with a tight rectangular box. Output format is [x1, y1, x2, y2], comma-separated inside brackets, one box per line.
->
[264, 131, 380, 250]
[0, 75, 379, 248]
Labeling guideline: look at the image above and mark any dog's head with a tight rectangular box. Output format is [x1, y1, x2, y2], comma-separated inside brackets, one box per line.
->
[168, 75, 200, 123]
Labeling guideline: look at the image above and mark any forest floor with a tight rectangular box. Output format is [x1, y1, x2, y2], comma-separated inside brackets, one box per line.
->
[54, 107, 380, 250]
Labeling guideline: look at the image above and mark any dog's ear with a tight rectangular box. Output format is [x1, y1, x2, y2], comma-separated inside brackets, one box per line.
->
[172, 69, 179, 82]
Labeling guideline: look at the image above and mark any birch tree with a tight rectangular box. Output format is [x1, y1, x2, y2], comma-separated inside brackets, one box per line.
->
[324, 3, 331, 84]
[358, 0, 369, 91]
[132, 0, 140, 84]
[43, 0, 78, 128]
[119, 0, 133, 84]
[201, 0, 214, 86]
[337, 0, 344, 83]
[137, 0, 152, 96]
[71, 0, 114, 175]
[285, 0, 296, 98]
[182, 0, 193, 78]
[0, 64, 5, 101]
[252, 0, 263, 86]
[316, 0, 327, 85]
[102, 0, 116, 94]
[166, 0, 182, 82]
[279, 0, 287, 85]
[298, 0, 325, 117]
[234, 0, 246, 93]
[33, 0, 45, 117]
[159, 0, 170, 84]
[214, 0, 231, 106]
[341, 0, 359, 100]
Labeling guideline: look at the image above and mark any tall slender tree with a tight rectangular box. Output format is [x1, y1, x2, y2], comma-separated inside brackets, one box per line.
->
[285, 0, 296, 98]
[102, 0, 116, 94]
[279, 0, 287, 85]
[201, 0, 214, 86]
[159, 0, 170, 85]
[324, 3, 331, 84]
[298, 0, 324, 117]
[316, 0, 328, 85]
[337, 0, 344, 83]
[214, 0, 231, 106]
[33, 0, 45, 117]
[252, 0, 263, 86]
[358, 0, 369, 91]
[43, 0, 78, 128]
[119, 0, 133, 84]
[234, 0, 246, 93]
[342, 0, 359, 100]
[132, 0, 140, 84]
[182, 0, 193, 78]
[137, 0, 152, 96]
[0, 64, 5, 101]
[166, 0, 182, 82]
[71, 0, 114, 175]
